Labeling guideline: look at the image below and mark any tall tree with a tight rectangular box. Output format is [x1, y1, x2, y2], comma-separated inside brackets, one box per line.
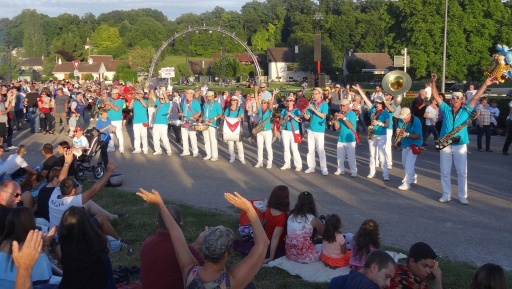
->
[22, 10, 46, 57]
[91, 23, 123, 52]
[128, 46, 155, 72]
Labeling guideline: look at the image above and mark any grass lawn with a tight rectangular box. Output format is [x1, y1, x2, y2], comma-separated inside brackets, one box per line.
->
[94, 188, 512, 289]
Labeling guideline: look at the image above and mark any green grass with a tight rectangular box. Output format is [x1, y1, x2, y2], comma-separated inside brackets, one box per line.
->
[94, 188, 512, 289]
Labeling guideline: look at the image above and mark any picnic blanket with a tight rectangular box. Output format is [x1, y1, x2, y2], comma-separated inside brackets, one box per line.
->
[264, 251, 407, 283]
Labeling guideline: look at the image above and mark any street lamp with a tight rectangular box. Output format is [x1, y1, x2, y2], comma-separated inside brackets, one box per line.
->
[441, 0, 448, 93]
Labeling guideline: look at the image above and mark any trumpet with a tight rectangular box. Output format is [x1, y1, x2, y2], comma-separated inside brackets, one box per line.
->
[392, 121, 408, 149]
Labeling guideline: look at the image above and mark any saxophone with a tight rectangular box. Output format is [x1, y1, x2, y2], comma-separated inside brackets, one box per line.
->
[392, 120, 408, 149]
[434, 112, 477, 151]
[252, 115, 272, 136]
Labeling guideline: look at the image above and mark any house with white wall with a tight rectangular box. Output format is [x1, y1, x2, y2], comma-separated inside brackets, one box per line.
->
[267, 47, 309, 83]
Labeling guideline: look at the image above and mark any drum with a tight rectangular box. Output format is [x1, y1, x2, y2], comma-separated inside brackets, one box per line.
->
[223, 117, 241, 142]
[192, 123, 209, 131]
[169, 119, 183, 126]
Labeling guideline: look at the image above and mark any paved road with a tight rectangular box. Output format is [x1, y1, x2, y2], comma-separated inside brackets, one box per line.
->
[17, 116, 512, 270]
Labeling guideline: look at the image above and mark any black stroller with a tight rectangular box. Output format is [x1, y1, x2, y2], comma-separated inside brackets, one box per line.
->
[75, 128, 106, 181]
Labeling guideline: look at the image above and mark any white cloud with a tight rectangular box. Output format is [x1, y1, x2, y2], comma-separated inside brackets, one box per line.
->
[0, 0, 250, 20]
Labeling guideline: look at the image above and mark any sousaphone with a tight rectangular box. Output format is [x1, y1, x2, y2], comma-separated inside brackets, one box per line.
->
[381, 70, 412, 106]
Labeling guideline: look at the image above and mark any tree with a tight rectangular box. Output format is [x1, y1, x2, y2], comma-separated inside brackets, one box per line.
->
[90, 24, 123, 51]
[209, 55, 241, 78]
[51, 27, 85, 61]
[128, 46, 155, 72]
[127, 17, 165, 49]
[22, 10, 46, 57]
[114, 62, 137, 82]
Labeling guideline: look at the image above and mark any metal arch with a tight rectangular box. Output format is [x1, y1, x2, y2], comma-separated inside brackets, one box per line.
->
[148, 26, 261, 81]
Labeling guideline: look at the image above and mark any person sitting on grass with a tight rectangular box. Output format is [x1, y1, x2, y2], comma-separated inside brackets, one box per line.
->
[321, 214, 351, 268]
[349, 219, 381, 270]
[0, 145, 37, 181]
[17, 171, 46, 212]
[470, 263, 508, 289]
[388, 242, 443, 289]
[137, 189, 269, 289]
[140, 205, 206, 289]
[263, 185, 290, 264]
[329, 250, 396, 289]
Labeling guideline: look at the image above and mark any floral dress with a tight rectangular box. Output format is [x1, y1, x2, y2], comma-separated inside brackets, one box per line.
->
[285, 213, 320, 263]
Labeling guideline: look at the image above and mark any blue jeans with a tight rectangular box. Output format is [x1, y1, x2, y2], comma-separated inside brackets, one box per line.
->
[503, 119, 512, 153]
[477, 124, 491, 150]
[423, 124, 439, 146]
[28, 107, 40, 133]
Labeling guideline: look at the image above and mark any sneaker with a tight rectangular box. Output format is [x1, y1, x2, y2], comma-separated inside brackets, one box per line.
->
[367, 173, 375, 179]
[254, 162, 263, 168]
[132, 150, 141, 154]
[153, 151, 162, 155]
[8, 146, 17, 150]
[107, 148, 116, 152]
[266, 163, 272, 169]
[383, 176, 390, 181]
[334, 170, 341, 175]
[351, 173, 358, 178]
[192, 154, 199, 158]
[458, 197, 469, 205]
[388, 166, 392, 170]
[180, 152, 190, 156]
[322, 170, 328, 176]
[210, 158, 218, 162]
[485, 149, 493, 152]
[439, 195, 451, 203]
[167, 152, 172, 156]
[305, 168, 315, 174]
[143, 151, 148, 155]
[398, 183, 410, 190]
[229, 158, 235, 163]
[421, 147, 427, 151]
[203, 156, 211, 160]
[295, 167, 302, 172]
[119, 150, 124, 154]
[240, 159, 246, 164]
[280, 165, 291, 170]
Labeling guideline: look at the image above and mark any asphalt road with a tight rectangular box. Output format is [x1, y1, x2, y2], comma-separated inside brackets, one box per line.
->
[16, 115, 512, 270]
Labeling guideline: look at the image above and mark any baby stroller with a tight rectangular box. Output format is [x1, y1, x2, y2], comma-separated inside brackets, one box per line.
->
[75, 128, 106, 181]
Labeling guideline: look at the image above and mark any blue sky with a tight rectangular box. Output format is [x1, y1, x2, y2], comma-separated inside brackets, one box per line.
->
[0, 0, 250, 20]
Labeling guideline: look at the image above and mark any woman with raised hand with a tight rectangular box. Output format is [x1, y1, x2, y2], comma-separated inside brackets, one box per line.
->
[136, 189, 269, 289]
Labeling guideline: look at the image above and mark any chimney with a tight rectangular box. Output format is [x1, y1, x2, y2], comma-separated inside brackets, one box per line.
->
[88, 57, 93, 64]
[349, 49, 353, 57]
[58, 58, 62, 65]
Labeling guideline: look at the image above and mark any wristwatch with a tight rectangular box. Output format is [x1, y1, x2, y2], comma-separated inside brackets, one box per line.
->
[64, 162, 70, 166]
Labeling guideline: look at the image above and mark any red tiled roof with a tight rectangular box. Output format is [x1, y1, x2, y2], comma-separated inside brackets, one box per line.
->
[345, 53, 393, 70]
[89, 55, 114, 64]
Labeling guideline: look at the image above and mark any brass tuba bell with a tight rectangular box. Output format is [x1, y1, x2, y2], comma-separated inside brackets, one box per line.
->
[382, 70, 412, 106]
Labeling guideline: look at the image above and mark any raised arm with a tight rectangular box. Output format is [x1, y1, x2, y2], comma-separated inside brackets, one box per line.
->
[430, 74, 443, 106]
[58, 149, 73, 182]
[353, 84, 372, 107]
[136, 189, 199, 280]
[225, 192, 269, 289]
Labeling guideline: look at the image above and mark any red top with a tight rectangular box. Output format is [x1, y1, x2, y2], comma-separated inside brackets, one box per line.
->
[264, 208, 287, 247]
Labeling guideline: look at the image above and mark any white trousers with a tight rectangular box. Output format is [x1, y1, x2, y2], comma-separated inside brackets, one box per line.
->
[133, 123, 148, 152]
[369, 135, 388, 177]
[440, 144, 467, 199]
[282, 130, 302, 169]
[401, 147, 418, 184]
[385, 129, 393, 168]
[181, 127, 198, 155]
[306, 129, 327, 171]
[152, 124, 172, 154]
[202, 126, 218, 158]
[256, 130, 273, 163]
[228, 140, 244, 160]
[148, 107, 156, 127]
[336, 142, 357, 174]
[108, 120, 124, 152]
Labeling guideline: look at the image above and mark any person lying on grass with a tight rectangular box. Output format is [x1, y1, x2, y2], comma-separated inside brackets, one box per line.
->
[136, 189, 269, 289]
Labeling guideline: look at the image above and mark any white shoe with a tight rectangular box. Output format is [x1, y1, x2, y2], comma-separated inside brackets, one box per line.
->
[167, 152, 172, 156]
[305, 168, 315, 174]
[119, 150, 124, 154]
[295, 167, 302, 172]
[266, 163, 272, 169]
[8, 146, 17, 150]
[280, 165, 291, 170]
[322, 170, 328, 176]
[439, 195, 451, 203]
[143, 151, 148, 155]
[153, 151, 162, 155]
[132, 150, 141, 154]
[180, 152, 190, 156]
[192, 154, 199, 158]
[107, 148, 115, 152]
[254, 163, 263, 168]
[383, 176, 390, 181]
[203, 156, 211, 160]
[351, 173, 358, 178]
[367, 173, 375, 179]
[229, 158, 235, 163]
[398, 183, 410, 190]
[334, 170, 342, 175]
[210, 157, 218, 162]
[459, 197, 469, 205]
[240, 159, 246, 164]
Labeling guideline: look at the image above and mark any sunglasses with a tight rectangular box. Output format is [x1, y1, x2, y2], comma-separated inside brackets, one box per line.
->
[286, 100, 294, 102]
[159, 98, 164, 100]
[2, 191, 21, 198]
[452, 96, 463, 100]
[231, 99, 238, 101]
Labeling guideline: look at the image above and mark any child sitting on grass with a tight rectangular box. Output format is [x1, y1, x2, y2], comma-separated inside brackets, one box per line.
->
[321, 214, 351, 268]
[349, 219, 381, 270]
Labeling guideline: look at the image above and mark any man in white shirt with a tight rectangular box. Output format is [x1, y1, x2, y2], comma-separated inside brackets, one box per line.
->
[48, 160, 121, 240]
[0, 145, 36, 180]
[465, 84, 477, 103]
[424, 81, 432, 100]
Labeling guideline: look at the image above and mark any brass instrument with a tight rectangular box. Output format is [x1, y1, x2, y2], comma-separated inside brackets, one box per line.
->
[252, 115, 272, 135]
[382, 70, 412, 106]
[434, 112, 477, 151]
[392, 120, 408, 149]
[484, 53, 510, 84]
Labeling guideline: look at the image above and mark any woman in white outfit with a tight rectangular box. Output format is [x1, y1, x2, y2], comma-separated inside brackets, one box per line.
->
[280, 94, 302, 171]
[223, 95, 245, 164]
[254, 88, 275, 169]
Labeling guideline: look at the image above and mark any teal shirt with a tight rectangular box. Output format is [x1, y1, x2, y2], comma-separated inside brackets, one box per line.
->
[224, 107, 244, 118]
[281, 108, 301, 132]
[337, 111, 357, 143]
[399, 116, 423, 148]
[154, 100, 170, 125]
[107, 98, 125, 121]
[181, 99, 201, 121]
[258, 107, 272, 131]
[439, 101, 474, 145]
[132, 99, 148, 124]
[386, 102, 396, 130]
[369, 106, 390, 136]
[202, 101, 222, 126]
[308, 101, 329, 133]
